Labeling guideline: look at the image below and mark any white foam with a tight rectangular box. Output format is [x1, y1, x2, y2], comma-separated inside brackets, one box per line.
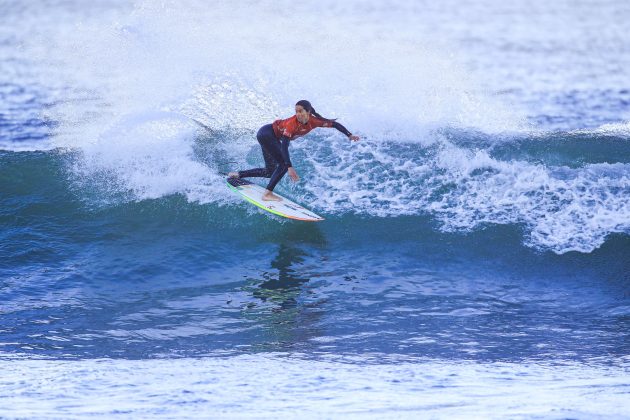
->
[301, 133, 629, 253]
[27, 0, 523, 201]
[0, 355, 628, 418]
[428, 147, 630, 253]
[66, 111, 229, 204]
[577, 121, 630, 137]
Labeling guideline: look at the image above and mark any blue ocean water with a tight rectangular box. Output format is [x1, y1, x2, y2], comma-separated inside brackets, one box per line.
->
[1, 0, 629, 417]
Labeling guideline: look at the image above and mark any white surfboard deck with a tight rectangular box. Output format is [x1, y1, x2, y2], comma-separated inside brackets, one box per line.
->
[226, 178, 324, 222]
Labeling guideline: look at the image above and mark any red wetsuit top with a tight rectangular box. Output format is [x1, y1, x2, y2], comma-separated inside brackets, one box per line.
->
[272, 115, 334, 140]
[266, 115, 352, 169]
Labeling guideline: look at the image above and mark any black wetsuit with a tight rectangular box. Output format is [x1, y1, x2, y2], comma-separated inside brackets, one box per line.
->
[238, 121, 352, 191]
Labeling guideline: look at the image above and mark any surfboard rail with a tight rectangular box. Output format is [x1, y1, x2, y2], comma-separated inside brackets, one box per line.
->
[226, 178, 324, 222]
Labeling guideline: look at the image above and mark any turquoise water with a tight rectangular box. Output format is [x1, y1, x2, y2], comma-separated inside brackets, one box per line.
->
[1, 0, 629, 417]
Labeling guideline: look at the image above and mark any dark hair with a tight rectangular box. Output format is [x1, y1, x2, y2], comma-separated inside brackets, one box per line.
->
[296, 100, 336, 122]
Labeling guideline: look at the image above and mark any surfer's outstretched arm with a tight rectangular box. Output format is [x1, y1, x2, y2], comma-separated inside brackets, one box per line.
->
[331, 121, 360, 142]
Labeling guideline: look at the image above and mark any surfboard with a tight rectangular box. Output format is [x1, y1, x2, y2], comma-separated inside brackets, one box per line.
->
[226, 178, 324, 222]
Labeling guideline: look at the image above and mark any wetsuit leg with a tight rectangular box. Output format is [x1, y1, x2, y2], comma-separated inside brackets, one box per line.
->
[238, 124, 289, 191]
[238, 125, 278, 178]
[266, 158, 289, 192]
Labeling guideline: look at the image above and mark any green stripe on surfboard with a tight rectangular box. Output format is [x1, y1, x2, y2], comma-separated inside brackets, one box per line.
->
[226, 178, 324, 222]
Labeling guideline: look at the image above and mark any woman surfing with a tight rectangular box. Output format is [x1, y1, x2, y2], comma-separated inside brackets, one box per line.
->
[228, 100, 360, 201]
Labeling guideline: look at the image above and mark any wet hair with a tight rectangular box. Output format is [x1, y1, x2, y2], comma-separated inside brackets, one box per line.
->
[296, 100, 336, 122]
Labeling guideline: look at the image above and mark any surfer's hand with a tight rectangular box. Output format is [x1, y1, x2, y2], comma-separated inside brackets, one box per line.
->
[288, 167, 299, 182]
[349, 135, 360, 142]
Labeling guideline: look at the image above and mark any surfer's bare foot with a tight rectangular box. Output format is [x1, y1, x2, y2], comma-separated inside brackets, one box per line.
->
[228, 172, 240, 178]
[262, 191, 282, 201]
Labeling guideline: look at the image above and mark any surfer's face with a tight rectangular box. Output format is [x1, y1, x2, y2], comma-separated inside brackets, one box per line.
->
[295, 105, 310, 124]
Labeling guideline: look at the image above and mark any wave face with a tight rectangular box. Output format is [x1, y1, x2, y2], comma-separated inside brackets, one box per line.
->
[3, 128, 629, 254]
[3, 0, 629, 254]
[1, 0, 630, 417]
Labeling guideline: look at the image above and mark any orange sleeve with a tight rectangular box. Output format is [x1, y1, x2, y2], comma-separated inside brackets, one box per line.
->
[312, 116, 333, 128]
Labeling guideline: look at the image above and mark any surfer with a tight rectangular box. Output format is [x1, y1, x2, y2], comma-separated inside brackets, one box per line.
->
[228, 100, 359, 201]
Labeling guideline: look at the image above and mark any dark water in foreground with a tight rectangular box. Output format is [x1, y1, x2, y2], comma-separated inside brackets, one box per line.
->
[2, 148, 628, 362]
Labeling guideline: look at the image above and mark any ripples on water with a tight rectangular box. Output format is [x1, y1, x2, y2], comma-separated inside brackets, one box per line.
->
[1, 356, 629, 418]
[2, 225, 628, 361]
